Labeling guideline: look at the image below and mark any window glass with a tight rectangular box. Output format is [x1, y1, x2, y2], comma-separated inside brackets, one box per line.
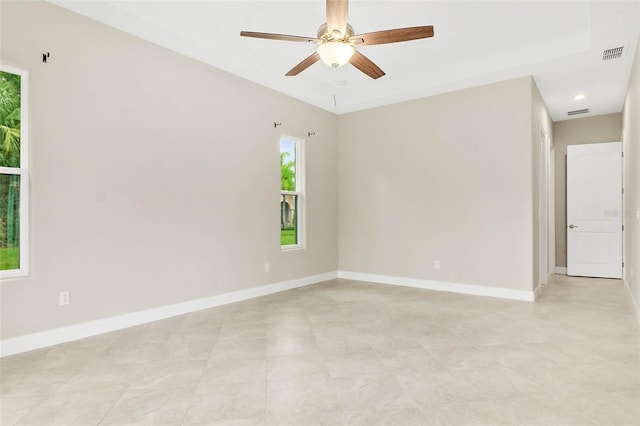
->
[280, 139, 296, 191]
[0, 71, 21, 168]
[280, 137, 302, 248]
[0, 68, 27, 276]
[0, 174, 20, 270]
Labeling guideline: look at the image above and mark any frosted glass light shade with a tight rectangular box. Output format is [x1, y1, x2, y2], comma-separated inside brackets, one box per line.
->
[317, 42, 355, 68]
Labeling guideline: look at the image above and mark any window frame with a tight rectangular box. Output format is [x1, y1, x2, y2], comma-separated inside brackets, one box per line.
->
[280, 134, 305, 251]
[0, 65, 29, 279]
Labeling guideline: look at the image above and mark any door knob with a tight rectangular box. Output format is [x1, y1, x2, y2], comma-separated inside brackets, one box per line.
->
[569, 224, 578, 229]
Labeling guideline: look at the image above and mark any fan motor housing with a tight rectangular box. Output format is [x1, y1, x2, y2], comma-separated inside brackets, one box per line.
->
[318, 23, 354, 41]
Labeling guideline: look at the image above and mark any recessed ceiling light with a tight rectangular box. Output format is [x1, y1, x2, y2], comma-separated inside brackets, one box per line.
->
[574, 94, 586, 100]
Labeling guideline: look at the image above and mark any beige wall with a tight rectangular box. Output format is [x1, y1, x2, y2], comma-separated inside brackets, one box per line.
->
[338, 77, 538, 292]
[0, 1, 338, 339]
[552, 113, 623, 268]
[623, 38, 640, 319]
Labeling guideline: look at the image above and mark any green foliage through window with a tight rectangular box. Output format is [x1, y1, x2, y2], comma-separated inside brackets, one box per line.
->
[280, 148, 295, 191]
[0, 70, 22, 272]
[280, 139, 299, 246]
[0, 71, 21, 168]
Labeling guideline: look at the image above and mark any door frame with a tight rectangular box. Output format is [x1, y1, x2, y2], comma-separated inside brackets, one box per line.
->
[538, 127, 552, 286]
[548, 139, 556, 281]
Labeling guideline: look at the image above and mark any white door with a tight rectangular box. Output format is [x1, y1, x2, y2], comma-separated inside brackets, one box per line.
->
[567, 142, 622, 278]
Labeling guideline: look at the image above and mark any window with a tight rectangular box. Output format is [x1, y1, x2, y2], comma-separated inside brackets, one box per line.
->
[0, 66, 28, 278]
[280, 135, 304, 249]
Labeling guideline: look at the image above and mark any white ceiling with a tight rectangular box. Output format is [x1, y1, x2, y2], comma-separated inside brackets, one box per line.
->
[51, 1, 640, 121]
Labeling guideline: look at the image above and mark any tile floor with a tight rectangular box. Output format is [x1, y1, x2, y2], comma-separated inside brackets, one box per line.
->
[1, 274, 639, 425]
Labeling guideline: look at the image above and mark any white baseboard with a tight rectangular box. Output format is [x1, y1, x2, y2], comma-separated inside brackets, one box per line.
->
[0, 271, 338, 358]
[623, 279, 640, 328]
[338, 271, 535, 302]
[0, 270, 540, 357]
[555, 266, 567, 274]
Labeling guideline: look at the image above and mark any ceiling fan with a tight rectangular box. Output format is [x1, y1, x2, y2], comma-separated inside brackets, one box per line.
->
[240, 0, 434, 79]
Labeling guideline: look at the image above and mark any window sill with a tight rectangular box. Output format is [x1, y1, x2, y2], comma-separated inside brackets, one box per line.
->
[281, 244, 305, 252]
[0, 269, 29, 280]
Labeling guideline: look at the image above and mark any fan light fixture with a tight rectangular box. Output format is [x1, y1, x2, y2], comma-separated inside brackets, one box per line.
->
[240, 0, 435, 79]
[317, 42, 355, 68]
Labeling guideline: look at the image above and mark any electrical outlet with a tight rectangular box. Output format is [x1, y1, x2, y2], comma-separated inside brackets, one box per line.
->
[434, 260, 440, 269]
[265, 262, 270, 272]
[59, 291, 70, 306]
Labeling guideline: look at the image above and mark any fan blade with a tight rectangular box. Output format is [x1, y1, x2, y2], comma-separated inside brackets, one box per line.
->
[240, 31, 319, 43]
[349, 50, 385, 79]
[285, 52, 321, 76]
[350, 26, 434, 45]
[326, 0, 348, 36]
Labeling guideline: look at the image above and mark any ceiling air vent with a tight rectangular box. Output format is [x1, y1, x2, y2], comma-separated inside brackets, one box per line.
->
[568, 108, 589, 116]
[603, 46, 624, 61]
